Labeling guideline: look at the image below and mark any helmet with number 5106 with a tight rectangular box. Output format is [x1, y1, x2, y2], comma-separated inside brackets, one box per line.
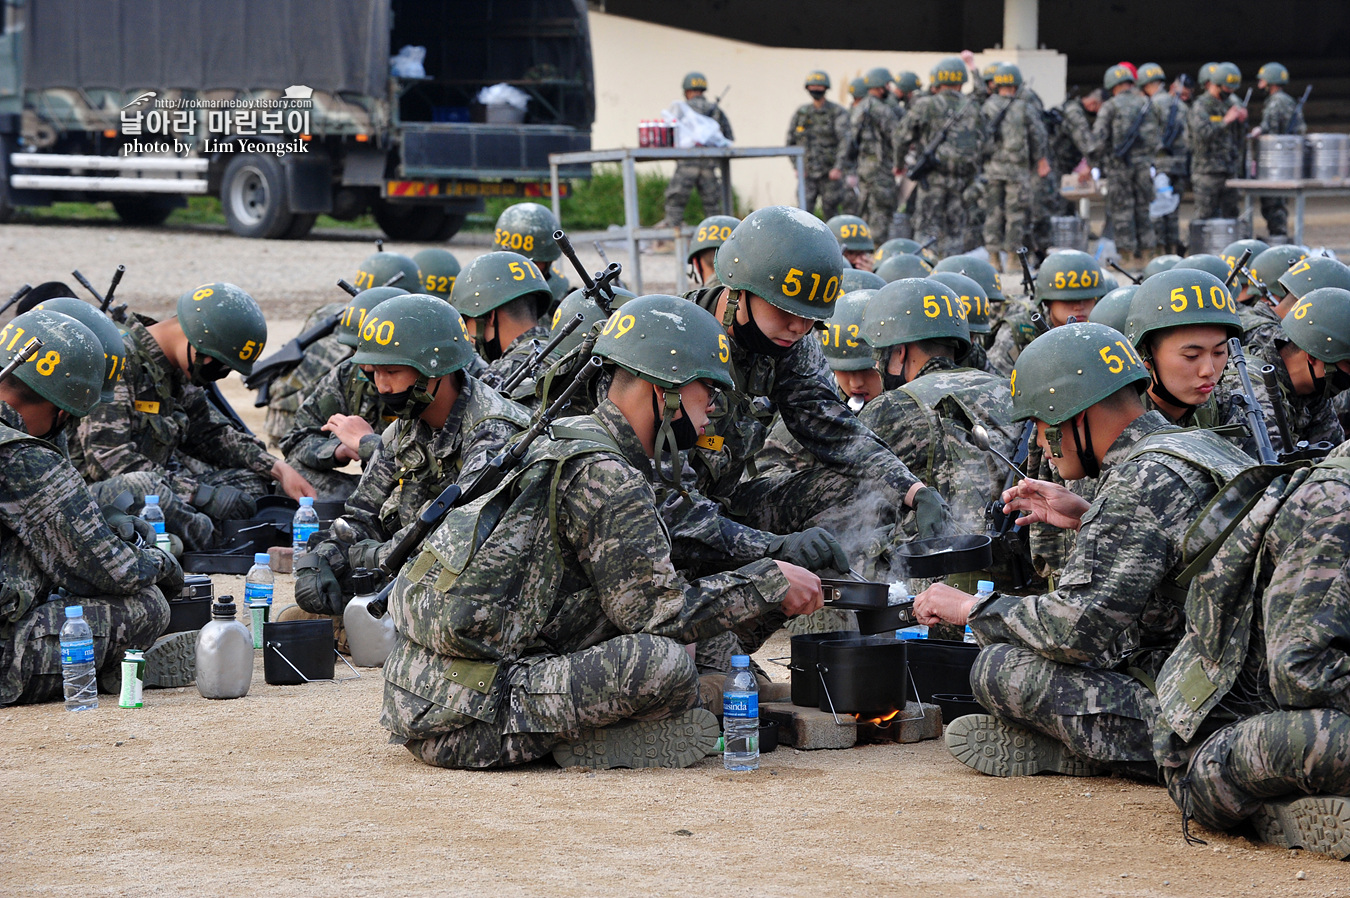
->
[715, 206, 844, 321]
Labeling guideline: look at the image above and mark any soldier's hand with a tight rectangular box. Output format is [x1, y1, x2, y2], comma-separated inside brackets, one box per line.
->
[774, 561, 824, 616]
[294, 553, 344, 616]
[914, 582, 976, 627]
[347, 539, 385, 573]
[272, 460, 318, 500]
[153, 547, 185, 599]
[1037, 157, 1051, 178]
[960, 49, 976, 67]
[1000, 477, 1090, 530]
[102, 506, 149, 543]
[846, 174, 859, 189]
[768, 527, 849, 572]
[909, 487, 951, 540]
[323, 413, 376, 454]
[193, 482, 257, 521]
[828, 168, 843, 181]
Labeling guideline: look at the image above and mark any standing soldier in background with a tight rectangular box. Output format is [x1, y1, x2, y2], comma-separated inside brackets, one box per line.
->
[1138, 63, 1189, 256]
[896, 56, 983, 258]
[831, 68, 899, 245]
[786, 71, 849, 221]
[1190, 62, 1246, 220]
[1041, 89, 1103, 253]
[1251, 63, 1306, 238]
[980, 64, 1050, 273]
[841, 78, 868, 216]
[664, 72, 733, 229]
[890, 71, 922, 117]
[1095, 64, 1160, 266]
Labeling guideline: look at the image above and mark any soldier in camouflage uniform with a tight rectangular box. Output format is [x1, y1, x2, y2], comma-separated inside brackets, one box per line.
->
[686, 215, 739, 290]
[1189, 63, 1247, 220]
[987, 250, 1108, 375]
[831, 68, 899, 245]
[787, 71, 849, 220]
[0, 310, 181, 705]
[1095, 65, 1160, 264]
[452, 251, 554, 392]
[492, 203, 568, 314]
[664, 72, 734, 227]
[74, 283, 315, 551]
[1139, 63, 1190, 255]
[1250, 63, 1306, 237]
[278, 286, 407, 502]
[1152, 441, 1350, 857]
[895, 57, 984, 258]
[294, 295, 530, 615]
[915, 323, 1254, 777]
[890, 71, 922, 117]
[380, 294, 825, 769]
[980, 64, 1050, 271]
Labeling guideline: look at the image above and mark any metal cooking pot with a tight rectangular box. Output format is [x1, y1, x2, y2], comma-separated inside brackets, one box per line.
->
[893, 534, 993, 579]
[819, 577, 890, 608]
[789, 631, 910, 715]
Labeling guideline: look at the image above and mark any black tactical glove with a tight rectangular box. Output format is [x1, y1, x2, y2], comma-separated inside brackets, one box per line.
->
[911, 487, 951, 540]
[102, 506, 155, 545]
[192, 483, 257, 521]
[347, 539, 386, 574]
[767, 526, 850, 572]
[294, 553, 344, 616]
[154, 548, 185, 599]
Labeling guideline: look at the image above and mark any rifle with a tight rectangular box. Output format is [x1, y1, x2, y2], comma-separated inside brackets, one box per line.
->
[0, 337, 42, 382]
[1161, 97, 1184, 152]
[0, 284, 32, 317]
[498, 312, 586, 395]
[1016, 246, 1037, 302]
[1228, 338, 1278, 464]
[907, 94, 975, 187]
[73, 267, 128, 324]
[1108, 260, 1142, 285]
[592, 241, 626, 290]
[1285, 85, 1312, 135]
[365, 356, 605, 617]
[707, 85, 731, 120]
[1258, 364, 1334, 461]
[987, 418, 1037, 588]
[337, 279, 360, 297]
[243, 311, 343, 405]
[1224, 248, 1253, 291]
[553, 229, 621, 317]
[1112, 94, 1154, 161]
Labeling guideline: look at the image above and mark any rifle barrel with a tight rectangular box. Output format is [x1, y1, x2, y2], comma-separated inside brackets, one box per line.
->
[1229, 338, 1278, 464]
[1225, 249, 1253, 289]
[0, 284, 32, 316]
[1259, 364, 1296, 454]
[499, 312, 586, 395]
[1108, 260, 1142, 285]
[104, 265, 126, 306]
[337, 279, 360, 297]
[71, 270, 106, 307]
[0, 337, 42, 382]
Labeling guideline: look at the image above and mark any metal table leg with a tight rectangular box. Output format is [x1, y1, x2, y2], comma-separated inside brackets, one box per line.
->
[1294, 190, 1306, 246]
[720, 158, 733, 215]
[622, 153, 643, 295]
[796, 155, 808, 209]
[549, 162, 561, 222]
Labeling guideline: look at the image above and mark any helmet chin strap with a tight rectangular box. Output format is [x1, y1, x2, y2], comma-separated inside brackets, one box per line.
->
[721, 289, 740, 328]
[651, 387, 689, 496]
[1146, 361, 1199, 412]
[1069, 412, 1100, 479]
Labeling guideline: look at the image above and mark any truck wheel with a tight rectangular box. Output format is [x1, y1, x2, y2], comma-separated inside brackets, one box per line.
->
[429, 211, 467, 241]
[111, 197, 176, 226]
[221, 153, 294, 239]
[374, 202, 445, 241]
[283, 213, 317, 239]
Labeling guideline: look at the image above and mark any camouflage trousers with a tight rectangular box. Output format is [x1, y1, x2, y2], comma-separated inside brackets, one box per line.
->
[983, 171, 1035, 254]
[913, 171, 975, 258]
[1, 587, 169, 706]
[971, 643, 1159, 765]
[665, 161, 724, 225]
[1260, 197, 1289, 237]
[89, 467, 271, 551]
[1192, 172, 1240, 221]
[856, 167, 897, 245]
[1167, 709, 1350, 832]
[1104, 161, 1156, 255]
[803, 172, 846, 220]
[401, 634, 700, 769]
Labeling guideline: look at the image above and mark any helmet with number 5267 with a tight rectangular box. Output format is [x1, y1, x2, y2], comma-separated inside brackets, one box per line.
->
[1036, 250, 1109, 304]
[176, 282, 268, 375]
[592, 294, 733, 390]
[715, 206, 844, 321]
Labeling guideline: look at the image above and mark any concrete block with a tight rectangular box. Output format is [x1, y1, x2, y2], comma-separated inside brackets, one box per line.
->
[895, 701, 942, 743]
[760, 680, 792, 703]
[762, 700, 857, 750]
[268, 546, 294, 574]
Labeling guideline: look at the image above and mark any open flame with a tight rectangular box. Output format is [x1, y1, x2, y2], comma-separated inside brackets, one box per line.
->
[856, 709, 900, 726]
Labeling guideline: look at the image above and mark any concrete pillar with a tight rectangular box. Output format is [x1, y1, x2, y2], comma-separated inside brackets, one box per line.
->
[1003, 0, 1038, 51]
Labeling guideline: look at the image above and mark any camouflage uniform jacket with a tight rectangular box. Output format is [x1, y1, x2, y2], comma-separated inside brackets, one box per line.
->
[1247, 338, 1346, 452]
[968, 412, 1254, 672]
[278, 359, 392, 472]
[73, 316, 276, 503]
[0, 404, 175, 629]
[1050, 98, 1100, 173]
[986, 297, 1041, 375]
[262, 303, 350, 441]
[835, 95, 897, 177]
[480, 324, 550, 392]
[980, 94, 1049, 179]
[1260, 90, 1306, 137]
[687, 95, 733, 141]
[1094, 88, 1160, 169]
[1151, 91, 1190, 176]
[894, 90, 982, 177]
[338, 375, 530, 572]
[1189, 91, 1239, 176]
[787, 100, 849, 178]
[380, 399, 788, 740]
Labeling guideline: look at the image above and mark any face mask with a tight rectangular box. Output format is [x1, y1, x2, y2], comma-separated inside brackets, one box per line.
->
[1330, 367, 1350, 393]
[808, 89, 826, 100]
[883, 371, 906, 392]
[730, 292, 791, 358]
[382, 376, 438, 421]
[188, 347, 232, 386]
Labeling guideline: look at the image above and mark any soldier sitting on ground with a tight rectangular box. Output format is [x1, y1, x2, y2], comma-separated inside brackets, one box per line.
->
[685, 215, 739, 290]
[453, 251, 554, 392]
[492, 203, 570, 313]
[827, 214, 876, 272]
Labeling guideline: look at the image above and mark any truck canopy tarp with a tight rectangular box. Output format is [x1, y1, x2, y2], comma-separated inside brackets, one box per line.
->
[23, 0, 388, 96]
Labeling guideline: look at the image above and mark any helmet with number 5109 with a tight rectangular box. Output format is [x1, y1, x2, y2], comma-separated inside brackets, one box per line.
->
[715, 206, 844, 321]
[592, 294, 734, 390]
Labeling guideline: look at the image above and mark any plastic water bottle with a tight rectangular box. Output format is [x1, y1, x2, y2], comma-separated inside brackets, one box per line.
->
[292, 497, 319, 553]
[967, 580, 995, 644]
[897, 625, 929, 640]
[244, 553, 274, 608]
[60, 605, 98, 711]
[140, 495, 171, 554]
[722, 654, 759, 771]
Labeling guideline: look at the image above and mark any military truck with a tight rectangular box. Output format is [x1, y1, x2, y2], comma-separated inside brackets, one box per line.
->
[0, 0, 594, 240]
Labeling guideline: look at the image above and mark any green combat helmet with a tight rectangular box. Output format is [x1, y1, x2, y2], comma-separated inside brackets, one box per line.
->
[1219, 239, 1269, 286]
[176, 282, 267, 376]
[688, 215, 740, 264]
[861, 277, 971, 355]
[1087, 285, 1140, 335]
[933, 254, 1005, 302]
[715, 205, 844, 321]
[1257, 62, 1290, 86]
[349, 293, 476, 378]
[826, 214, 873, 251]
[593, 295, 733, 391]
[1010, 322, 1149, 427]
[928, 271, 991, 335]
[1282, 287, 1350, 362]
[550, 286, 636, 357]
[863, 67, 892, 91]
[894, 71, 922, 95]
[875, 237, 921, 263]
[336, 286, 408, 347]
[1125, 269, 1241, 350]
[1143, 254, 1183, 280]
[682, 72, 709, 92]
[1252, 244, 1309, 299]
[981, 61, 1004, 84]
[1036, 250, 1109, 303]
[840, 268, 886, 292]
[1137, 62, 1166, 86]
[0, 309, 103, 416]
[452, 250, 553, 320]
[875, 253, 933, 283]
[1174, 254, 1233, 285]
[30, 297, 126, 402]
[819, 289, 877, 371]
[493, 202, 561, 263]
[355, 251, 420, 293]
[930, 56, 968, 88]
[1103, 64, 1135, 90]
[993, 63, 1023, 89]
[849, 77, 867, 100]
[805, 70, 831, 90]
[1278, 255, 1350, 300]
[413, 248, 461, 300]
[1219, 62, 1242, 92]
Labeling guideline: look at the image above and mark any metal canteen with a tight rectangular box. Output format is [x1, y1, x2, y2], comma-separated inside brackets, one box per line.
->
[343, 570, 395, 668]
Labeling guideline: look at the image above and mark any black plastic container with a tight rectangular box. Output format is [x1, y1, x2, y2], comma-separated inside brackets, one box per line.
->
[815, 635, 908, 716]
[263, 619, 336, 685]
[905, 639, 979, 704]
[166, 575, 214, 634]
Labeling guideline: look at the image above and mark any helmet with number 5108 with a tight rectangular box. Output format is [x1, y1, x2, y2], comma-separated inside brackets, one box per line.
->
[715, 206, 844, 321]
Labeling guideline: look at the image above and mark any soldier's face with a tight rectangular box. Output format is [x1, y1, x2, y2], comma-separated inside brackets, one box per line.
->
[673, 379, 717, 433]
[843, 249, 874, 272]
[1036, 417, 1088, 480]
[1147, 325, 1230, 407]
[371, 365, 419, 394]
[1046, 298, 1097, 328]
[834, 367, 883, 404]
[743, 294, 815, 347]
[1082, 96, 1102, 114]
[1280, 345, 1325, 396]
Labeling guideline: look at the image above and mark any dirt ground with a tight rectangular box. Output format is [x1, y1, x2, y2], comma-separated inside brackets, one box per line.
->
[3, 207, 1350, 896]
